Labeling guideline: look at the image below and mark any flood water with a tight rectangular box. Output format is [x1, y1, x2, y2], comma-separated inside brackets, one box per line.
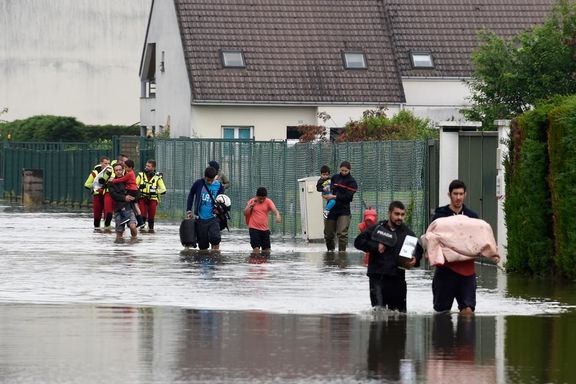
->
[1, 203, 575, 383]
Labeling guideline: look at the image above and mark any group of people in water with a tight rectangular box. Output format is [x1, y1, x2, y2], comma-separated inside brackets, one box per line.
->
[314, 161, 494, 314]
[84, 154, 166, 239]
[86, 156, 495, 314]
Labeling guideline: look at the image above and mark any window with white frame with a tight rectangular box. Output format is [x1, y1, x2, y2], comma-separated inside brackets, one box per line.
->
[221, 50, 246, 68]
[410, 52, 434, 68]
[342, 51, 367, 69]
[222, 126, 253, 139]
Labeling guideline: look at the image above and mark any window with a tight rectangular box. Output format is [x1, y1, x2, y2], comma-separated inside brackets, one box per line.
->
[221, 50, 246, 68]
[222, 126, 253, 139]
[141, 43, 157, 98]
[410, 52, 434, 68]
[342, 51, 367, 69]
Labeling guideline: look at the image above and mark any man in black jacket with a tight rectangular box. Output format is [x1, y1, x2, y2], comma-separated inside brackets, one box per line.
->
[108, 163, 138, 240]
[354, 201, 422, 312]
[316, 161, 357, 252]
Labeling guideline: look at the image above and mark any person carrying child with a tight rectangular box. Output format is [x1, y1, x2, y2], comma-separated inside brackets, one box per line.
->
[110, 159, 145, 229]
[316, 165, 336, 219]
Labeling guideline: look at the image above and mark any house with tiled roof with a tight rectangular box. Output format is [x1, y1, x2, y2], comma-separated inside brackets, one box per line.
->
[139, 0, 555, 139]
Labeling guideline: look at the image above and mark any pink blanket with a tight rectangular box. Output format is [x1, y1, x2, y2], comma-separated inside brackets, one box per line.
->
[421, 215, 500, 266]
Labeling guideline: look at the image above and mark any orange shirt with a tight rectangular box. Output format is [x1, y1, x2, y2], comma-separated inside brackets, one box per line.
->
[245, 197, 277, 231]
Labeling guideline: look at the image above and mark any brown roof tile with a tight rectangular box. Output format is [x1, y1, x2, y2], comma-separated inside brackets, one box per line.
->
[173, 0, 557, 103]
[174, 0, 405, 104]
[382, 0, 556, 77]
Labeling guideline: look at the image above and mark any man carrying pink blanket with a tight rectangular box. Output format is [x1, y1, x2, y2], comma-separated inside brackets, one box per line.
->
[424, 180, 500, 315]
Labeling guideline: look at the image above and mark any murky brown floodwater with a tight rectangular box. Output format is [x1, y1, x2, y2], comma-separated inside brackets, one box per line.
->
[0, 203, 575, 383]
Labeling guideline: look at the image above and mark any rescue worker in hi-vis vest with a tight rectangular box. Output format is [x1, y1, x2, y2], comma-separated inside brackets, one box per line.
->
[136, 160, 167, 232]
[84, 155, 112, 229]
[85, 154, 129, 230]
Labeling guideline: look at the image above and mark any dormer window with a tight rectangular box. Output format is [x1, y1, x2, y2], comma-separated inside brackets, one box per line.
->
[410, 52, 434, 68]
[342, 51, 367, 69]
[221, 50, 246, 68]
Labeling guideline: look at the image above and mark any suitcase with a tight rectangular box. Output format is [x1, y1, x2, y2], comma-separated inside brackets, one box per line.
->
[179, 218, 197, 247]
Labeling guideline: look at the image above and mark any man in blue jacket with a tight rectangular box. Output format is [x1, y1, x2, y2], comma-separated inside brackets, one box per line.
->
[186, 166, 224, 250]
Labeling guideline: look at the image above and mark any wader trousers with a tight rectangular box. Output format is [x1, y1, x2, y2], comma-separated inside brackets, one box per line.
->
[324, 215, 351, 251]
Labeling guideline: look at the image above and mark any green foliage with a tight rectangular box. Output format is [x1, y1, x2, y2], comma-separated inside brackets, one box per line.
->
[1, 115, 85, 142]
[83, 124, 139, 141]
[464, 0, 576, 129]
[504, 108, 554, 275]
[546, 96, 576, 278]
[336, 108, 437, 142]
[0, 115, 139, 142]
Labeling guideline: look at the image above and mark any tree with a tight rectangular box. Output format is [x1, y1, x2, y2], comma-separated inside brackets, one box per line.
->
[464, 0, 576, 129]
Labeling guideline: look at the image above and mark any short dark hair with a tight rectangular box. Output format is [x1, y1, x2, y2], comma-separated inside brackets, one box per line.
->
[340, 161, 351, 170]
[147, 159, 156, 168]
[388, 200, 405, 212]
[208, 160, 220, 172]
[449, 179, 467, 193]
[256, 187, 268, 197]
[118, 154, 128, 160]
[99, 155, 110, 163]
[124, 159, 135, 169]
[204, 166, 218, 179]
[320, 165, 330, 174]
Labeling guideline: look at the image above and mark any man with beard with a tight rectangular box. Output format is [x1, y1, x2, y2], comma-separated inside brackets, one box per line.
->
[354, 201, 422, 312]
[136, 160, 167, 232]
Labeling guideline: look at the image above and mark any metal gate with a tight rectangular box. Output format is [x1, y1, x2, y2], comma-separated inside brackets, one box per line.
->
[458, 131, 498, 237]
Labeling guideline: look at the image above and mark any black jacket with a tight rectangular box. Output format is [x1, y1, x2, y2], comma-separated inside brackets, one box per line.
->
[354, 220, 422, 278]
[108, 182, 129, 212]
[316, 172, 357, 218]
[431, 204, 478, 221]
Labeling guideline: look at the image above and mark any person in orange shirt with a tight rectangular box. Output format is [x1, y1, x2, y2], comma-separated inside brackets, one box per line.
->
[244, 187, 281, 253]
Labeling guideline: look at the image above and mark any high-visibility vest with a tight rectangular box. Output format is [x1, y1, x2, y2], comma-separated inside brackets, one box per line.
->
[136, 171, 167, 202]
[84, 164, 112, 195]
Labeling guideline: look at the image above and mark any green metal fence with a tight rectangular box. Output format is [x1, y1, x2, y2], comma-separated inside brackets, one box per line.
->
[155, 138, 429, 238]
[2, 141, 113, 205]
[1, 138, 429, 237]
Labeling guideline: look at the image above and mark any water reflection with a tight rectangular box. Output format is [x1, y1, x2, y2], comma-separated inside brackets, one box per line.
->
[366, 313, 407, 380]
[1, 205, 576, 382]
[0, 304, 575, 383]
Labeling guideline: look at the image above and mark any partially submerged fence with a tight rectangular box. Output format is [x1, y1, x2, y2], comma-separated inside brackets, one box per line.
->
[1, 138, 429, 237]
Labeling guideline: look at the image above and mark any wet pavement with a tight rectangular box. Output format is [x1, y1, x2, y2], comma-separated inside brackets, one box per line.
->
[0, 203, 575, 383]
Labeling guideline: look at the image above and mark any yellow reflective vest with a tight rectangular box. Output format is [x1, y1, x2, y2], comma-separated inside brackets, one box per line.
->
[136, 171, 167, 202]
[84, 164, 112, 195]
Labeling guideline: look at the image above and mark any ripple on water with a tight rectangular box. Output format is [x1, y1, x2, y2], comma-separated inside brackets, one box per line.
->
[0, 207, 572, 316]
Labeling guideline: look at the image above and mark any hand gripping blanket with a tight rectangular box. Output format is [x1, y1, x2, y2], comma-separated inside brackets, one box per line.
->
[421, 215, 500, 266]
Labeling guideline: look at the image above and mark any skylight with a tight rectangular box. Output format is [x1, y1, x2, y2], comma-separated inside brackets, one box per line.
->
[221, 50, 246, 68]
[342, 51, 367, 69]
[410, 52, 434, 68]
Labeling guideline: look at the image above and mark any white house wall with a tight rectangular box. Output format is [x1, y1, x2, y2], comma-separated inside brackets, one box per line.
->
[139, 0, 192, 138]
[0, 0, 151, 125]
[191, 105, 317, 140]
[402, 78, 471, 123]
[317, 105, 401, 128]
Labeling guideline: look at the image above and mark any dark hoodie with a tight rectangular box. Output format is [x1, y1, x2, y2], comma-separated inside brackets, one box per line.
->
[316, 171, 357, 218]
[355, 220, 422, 277]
